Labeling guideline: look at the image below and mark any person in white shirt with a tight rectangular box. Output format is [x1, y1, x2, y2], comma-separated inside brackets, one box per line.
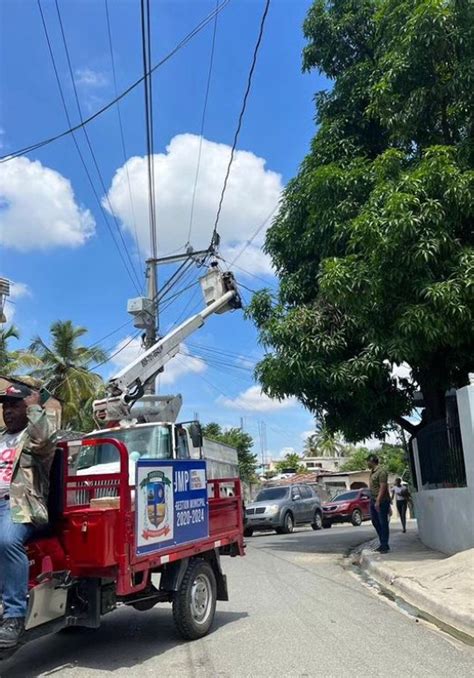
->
[391, 478, 410, 533]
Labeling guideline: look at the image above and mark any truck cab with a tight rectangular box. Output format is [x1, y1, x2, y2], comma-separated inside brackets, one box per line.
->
[73, 421, 202, 485]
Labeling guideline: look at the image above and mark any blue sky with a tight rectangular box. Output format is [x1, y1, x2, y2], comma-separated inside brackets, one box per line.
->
[0, 0, 327, 462]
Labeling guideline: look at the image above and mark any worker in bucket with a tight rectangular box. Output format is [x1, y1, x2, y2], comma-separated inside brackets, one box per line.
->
[0, 383, 55, 650]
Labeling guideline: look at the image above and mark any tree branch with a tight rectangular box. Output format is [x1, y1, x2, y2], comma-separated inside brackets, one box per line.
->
[393, 415, 418, 436]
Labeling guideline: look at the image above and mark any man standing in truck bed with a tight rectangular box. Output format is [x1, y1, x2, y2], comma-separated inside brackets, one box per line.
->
[0, 383, 55, 650]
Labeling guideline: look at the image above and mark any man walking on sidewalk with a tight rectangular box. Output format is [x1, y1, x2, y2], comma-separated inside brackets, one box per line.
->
[368, 454, 391, 553]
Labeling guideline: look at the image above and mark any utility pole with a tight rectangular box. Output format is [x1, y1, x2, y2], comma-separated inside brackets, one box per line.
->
[240, 417, 244, 431]
[143, 258, 158, 395]
[127, 248, 210, 394]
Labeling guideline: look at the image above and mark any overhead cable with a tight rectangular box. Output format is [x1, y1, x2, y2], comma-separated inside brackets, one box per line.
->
[210, 0, 271, 250]
[140, 0, 158, 261]
[1, 0, 231, 163]
[54, 0, 143, 292]
[36, 0, 142, 294]
[104, 0, 142, 273]
[187, 0, 219, 246]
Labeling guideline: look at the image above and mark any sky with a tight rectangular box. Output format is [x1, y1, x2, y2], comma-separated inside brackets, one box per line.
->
[0, 0, 333, 464]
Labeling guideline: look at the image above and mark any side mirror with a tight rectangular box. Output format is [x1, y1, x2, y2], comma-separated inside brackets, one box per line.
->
[292, 493, 301, 501]
[189, 422, 203, 448]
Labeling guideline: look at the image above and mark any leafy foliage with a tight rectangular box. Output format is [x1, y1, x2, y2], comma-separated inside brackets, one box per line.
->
[249, 0, 474, 442]
[340, 443, 407, 476]
[29, 320, 107, 429]
[202, 423, 258, 483]
[275, 452, 306, 475]
[0, 325, 41, 377]
[304, 422, 346, 457]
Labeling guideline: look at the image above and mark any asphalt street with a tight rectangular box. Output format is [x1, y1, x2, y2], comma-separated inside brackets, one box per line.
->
[1, 524, 473, 678]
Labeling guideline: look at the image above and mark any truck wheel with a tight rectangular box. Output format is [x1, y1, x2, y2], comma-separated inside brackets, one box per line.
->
[351, 509, 362, 526]
[311, 510, 323, 530]
[172, 559, 217, 640]
[322, 520, 332, 529]
[281, 512, 294, 534]
[243, 527, 254, 537]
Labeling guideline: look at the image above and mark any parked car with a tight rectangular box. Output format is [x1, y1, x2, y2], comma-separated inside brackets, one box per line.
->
[322, 488, 371, 528]
[244, 484, 323, 536]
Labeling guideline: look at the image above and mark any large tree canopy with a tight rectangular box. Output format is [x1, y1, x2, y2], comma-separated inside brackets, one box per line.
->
[249, 0, 473, 442]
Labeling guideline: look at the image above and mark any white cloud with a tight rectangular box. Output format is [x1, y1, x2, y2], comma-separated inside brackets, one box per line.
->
[357, 429, 402, 450]
[300, 429, 315, 442]
[75, 68, 108, 88]
[218, 385, 297, 413]
[9, 281, 30, 301]
[2, 279, 31, 323]
[104, 134, 282, 274]
[0, 157, 95, 251]
[109, 337, 206, 387]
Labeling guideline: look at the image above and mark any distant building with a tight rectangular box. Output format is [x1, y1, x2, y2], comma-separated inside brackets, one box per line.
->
[301, 456, 348, 473]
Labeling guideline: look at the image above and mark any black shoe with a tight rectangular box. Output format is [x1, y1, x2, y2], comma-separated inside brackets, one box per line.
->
[375, 545, 390, 553]
[0, 617, 25, 649]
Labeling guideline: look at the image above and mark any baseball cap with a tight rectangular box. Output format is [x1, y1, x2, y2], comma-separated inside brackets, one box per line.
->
[0, 383, 33, 402]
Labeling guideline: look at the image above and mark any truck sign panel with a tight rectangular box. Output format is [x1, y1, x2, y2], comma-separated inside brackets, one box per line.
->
[135, 459, 209, 556]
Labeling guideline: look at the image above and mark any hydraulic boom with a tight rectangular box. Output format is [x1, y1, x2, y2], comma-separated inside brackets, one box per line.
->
[93, 268, 241, 424]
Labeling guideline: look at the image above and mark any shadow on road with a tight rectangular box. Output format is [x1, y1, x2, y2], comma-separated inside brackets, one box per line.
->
[247, 523, 376, 557]
[1, 607, 248, 677]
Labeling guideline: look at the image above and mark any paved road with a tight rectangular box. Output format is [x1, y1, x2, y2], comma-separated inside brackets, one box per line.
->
[1, 524, 473, 678]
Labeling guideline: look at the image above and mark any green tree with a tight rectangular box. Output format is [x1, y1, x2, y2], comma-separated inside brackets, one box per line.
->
[341, 443, 407, 476]
[275, 452, 306, 474]
[0, 325, 40, 376]
[249, 0, 473, 442]
[29, 320, 107, 429]
[304, 422, 346, 457]
[202, 423, 258, 483]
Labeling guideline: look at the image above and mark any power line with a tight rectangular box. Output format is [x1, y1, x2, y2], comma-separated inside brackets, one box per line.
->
[229, 204, 278, 266]
[210, 0, 271, 249]
[140, 0, 158, 262]
[36, 0, 142, 295]
[104, 0, 142, 274]
[54, 0, 143, 292]
[187, 0, 219, 246]
[1, 0, 231, 163]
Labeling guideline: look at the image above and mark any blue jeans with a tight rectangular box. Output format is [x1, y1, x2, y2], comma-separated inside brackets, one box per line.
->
[0, 499, 35, 618]
[370, 499, 390, 549]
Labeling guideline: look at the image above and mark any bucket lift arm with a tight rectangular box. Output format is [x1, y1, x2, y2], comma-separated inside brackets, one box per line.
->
[93, 270, 241, 424]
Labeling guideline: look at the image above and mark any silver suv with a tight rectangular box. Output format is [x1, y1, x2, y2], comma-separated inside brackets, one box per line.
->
[244, 484, 323, 537]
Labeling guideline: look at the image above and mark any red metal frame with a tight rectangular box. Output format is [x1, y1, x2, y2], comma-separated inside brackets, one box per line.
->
[47, 440, 244, 597]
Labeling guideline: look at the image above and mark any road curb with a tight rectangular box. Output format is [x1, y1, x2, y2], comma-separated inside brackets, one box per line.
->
[354, 547, 474, 642]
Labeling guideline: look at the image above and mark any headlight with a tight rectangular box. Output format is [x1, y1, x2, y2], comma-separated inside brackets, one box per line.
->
[266, 504, 280, 515]
[337, 503, 350, 510]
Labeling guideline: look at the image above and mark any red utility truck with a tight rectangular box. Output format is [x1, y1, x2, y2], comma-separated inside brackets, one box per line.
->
[1, 268, 245, 662]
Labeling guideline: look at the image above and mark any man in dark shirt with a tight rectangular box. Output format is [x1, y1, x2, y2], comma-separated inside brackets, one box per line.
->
[368, 454, 391, 553]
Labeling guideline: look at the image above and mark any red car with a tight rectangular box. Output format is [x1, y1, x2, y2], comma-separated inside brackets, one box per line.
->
[322, 488, 372, 527]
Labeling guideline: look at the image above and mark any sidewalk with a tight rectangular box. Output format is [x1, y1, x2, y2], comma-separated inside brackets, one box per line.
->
[351, 520, 474, 641]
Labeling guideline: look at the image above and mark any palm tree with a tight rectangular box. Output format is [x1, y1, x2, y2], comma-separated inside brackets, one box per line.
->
[304, 422, 346, 458]
[29, 320, 107, 428]
[0, 325, 41, 377]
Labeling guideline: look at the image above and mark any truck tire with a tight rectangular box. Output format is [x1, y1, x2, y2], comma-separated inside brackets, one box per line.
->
[311, 510, 323, 531]
[351, 509, 362, 526]
[172, 559, 217, 640]
[322, 520, 332, 529]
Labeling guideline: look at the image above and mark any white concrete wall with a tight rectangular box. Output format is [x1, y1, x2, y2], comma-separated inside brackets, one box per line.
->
[414, 384, 474, 554]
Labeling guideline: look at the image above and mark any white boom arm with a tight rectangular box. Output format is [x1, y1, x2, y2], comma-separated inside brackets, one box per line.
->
[93, 269, 241, 424]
